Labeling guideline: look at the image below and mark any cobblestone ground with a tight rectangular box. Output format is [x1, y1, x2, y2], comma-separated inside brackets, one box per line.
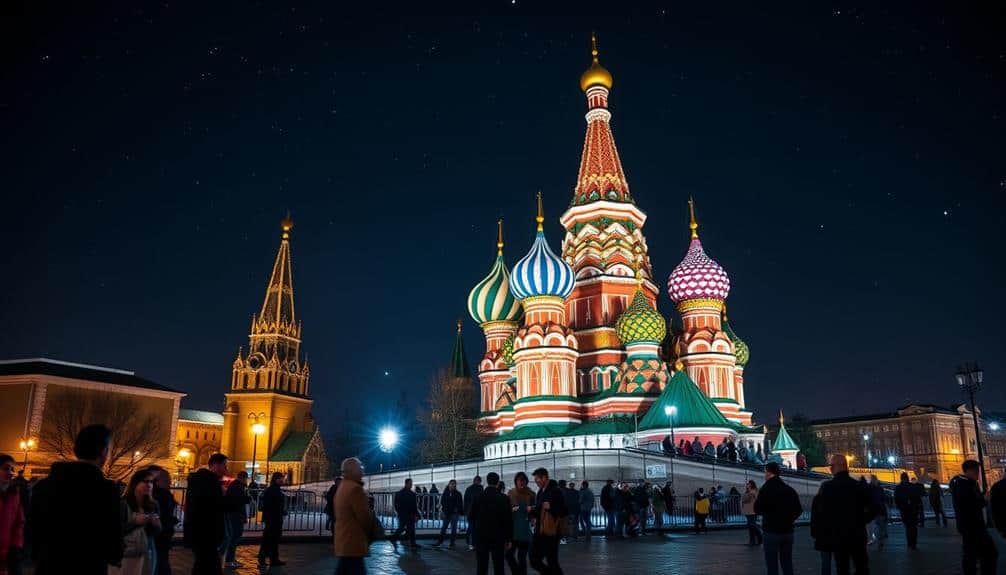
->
[165, 524, 998, 574]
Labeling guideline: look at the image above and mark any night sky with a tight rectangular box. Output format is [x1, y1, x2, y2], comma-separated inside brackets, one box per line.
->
[5, 2, 1004, 437]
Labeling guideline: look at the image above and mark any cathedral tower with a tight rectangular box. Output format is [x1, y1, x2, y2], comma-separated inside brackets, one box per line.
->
[560, 34, 658, 397]
[221, 217, 327, 482]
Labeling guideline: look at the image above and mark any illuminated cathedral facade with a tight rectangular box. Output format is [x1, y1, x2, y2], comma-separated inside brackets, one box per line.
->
[467, 37, 764, 459]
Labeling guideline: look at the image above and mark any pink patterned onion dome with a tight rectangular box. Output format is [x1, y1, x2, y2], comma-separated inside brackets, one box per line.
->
[667, 238, 730, 303]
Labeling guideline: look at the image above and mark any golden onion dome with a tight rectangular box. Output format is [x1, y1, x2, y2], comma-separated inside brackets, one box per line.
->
[579, 33, 613, 92]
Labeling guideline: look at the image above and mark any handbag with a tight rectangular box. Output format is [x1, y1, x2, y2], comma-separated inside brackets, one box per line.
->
[540, 510, 560, 537]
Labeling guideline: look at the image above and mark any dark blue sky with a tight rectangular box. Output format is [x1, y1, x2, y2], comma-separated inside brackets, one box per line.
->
[4, 2, 1004, 434]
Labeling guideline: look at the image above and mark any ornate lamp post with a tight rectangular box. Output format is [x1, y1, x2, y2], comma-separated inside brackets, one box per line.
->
[665, 405, 677, 484]
[956, 363, 989, 496]
[176, 448, 191, 483]
[18, 438, 35, 474]
[862, 434, 871, 468]
[249, 412, 267, 484]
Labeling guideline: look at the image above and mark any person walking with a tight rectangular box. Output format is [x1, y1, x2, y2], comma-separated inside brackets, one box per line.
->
[529, 468, 565, 575]
[0, 454, 25, 575]
[469, 472, 512, 575]
[894, 472, 921, 550]
[952, 460, 998, 575]
[506, 473, 534, 575]
[600, 480, 615, 537]
[651, 485, 665, 532]
[146, 466, 178, 575]
[811, 455, 878, 575]
[112, 469, 161, 575]
[390, 478, 419, 549]
[324, 476, 342, 533]
[28, 424, 122, 575]
[810, 483, 832, 575]
[334, 457, 375, 575]
[663, 482, 676, 521]
[433, 479, 463, 548]
[220, 471, 251, 568]
[693, 488, 709, 533]
[929, 479, 947, 527]
[464, 476, 484, 551]
[578, 481, 594, 539]
[634, 482, 651, 536]
[742, 480, 762, 546]
[561, 481, 580, 542]
[866, 475, 887, 549]
[183, 452, 232, 575]
[754, 462, 803, 575]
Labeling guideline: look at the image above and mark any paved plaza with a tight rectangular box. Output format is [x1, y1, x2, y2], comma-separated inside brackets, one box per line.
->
[164, 524, 994, 574]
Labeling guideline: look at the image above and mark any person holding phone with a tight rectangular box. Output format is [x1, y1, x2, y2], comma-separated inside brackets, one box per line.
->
[113, 469, 161, 575]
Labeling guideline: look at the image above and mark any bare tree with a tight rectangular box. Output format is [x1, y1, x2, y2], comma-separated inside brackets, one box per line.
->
[418, 369, 487, 464]
[40, 389, 168, 481]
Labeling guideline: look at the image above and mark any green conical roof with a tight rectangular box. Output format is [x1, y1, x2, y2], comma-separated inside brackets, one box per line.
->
[772, 412, 799, 451]
[722, 308, 750, 367]
[638, 369, 734, 430]
[451, 321, 470, 379]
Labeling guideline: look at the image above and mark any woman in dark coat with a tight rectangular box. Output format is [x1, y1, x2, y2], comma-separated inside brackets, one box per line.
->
[257, 473, 287, 567]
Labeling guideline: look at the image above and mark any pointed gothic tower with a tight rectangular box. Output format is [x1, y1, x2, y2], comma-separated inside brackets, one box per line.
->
[560, 34, 658, 397]
[221, 216, 327, 483]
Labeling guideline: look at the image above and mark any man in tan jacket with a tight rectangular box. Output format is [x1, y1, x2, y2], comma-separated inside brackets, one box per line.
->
[335, 457, 372, 575]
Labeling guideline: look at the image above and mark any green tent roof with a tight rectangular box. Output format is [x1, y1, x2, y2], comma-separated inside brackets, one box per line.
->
[638, 370, 734, 430]
[773, 421, 799, 451]
[451, 322, 471, 379]
[270, 431, 315, 462]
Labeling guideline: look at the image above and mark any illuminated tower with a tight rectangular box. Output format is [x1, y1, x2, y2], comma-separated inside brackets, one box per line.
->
[221, 216, 327, 482]
[508, 193, 580, 428]
[466, 220, 522, 424]
[667, 200, 752, 425]
[560, 34, 658, 397]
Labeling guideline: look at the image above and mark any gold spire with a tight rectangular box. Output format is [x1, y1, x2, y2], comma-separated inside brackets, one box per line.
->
[496, 219, 504, 257]
[779, 409, 785, 426]
[688, 197, 699, 239]
[457, 318, 463, 334]
[579, 32, 613, 92]
[535, 191, 544, 232]
[281, 212, 293, 240]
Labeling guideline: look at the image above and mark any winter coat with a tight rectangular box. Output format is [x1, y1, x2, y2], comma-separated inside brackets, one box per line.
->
[0, 485, 25, 572]
[703, 443, 716, 458]
[508, 487, 535, 543]
[225, 480, 252, 520]
[468, 486, 513, 545]
[393, 487, 418, 518]
[951, 474, 987, 535]
[151, 485, 179, 546]
[894, 480, 922, 514]
[579, 488, 595, 513]
[989, 476, 1006, 533]
[810, 471, 877, 551]
[741, 489, 758, 516]
[333, 479, 371, 558]
[29, 461, 122, 575]
[463, 483, 484, 516]
[651, 489, 666, 513]
[690, 439, 702, 455]
[928, 482, 943, 510]
[440, 488, 463, 516]
[183, 468, 229, 549]
[563, 487, 580, 516]
[533, 480, 566, 535]
[260, 485, 286, 525]
[753, 475, 803, 534]
[600, 484, 615, 511]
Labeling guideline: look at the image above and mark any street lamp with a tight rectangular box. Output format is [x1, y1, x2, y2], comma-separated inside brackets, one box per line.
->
[249, 412, 267, 484]
[18, 438, 35, 474]
[956, 363, 989, 502]
[990, 422, 1000, 432]
[664, 405, 678, 455]
[862, 434, 870, 467]
[887, 455, 897, 483]
[378, 426, 399, 473]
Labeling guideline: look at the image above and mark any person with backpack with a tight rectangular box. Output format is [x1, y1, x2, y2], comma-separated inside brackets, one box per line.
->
[324, 476, 341, 533]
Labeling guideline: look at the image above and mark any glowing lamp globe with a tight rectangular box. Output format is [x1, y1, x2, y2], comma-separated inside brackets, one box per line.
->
[378, 427, 399, 453]
[251, 422, 267, 436]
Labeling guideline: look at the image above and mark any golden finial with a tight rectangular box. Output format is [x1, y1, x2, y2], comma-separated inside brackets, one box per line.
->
[688, 197, 698, 239]
[457, 318, 463, 334]
[496, 219, 504, 257]
[591, 31, 599, 63]
[579, 32, 613, 92]
[674, 359, 685, 372]
[535, 191, 544, 232]
[281, 211, 294, 240]
[779, 409, 785, 426]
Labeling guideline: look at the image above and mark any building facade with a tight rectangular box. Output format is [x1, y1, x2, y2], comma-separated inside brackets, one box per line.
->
[468, 38, 764, 460]
[811, 404, 1006, 484]
[0, 358, 185, 479]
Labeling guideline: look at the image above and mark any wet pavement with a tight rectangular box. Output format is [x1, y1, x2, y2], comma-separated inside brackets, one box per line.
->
[165, 523, 993, 574]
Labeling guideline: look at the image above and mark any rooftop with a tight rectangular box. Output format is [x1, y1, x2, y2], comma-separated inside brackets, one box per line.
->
[0, 358, 183, 395]
[178, 408, 224, 425]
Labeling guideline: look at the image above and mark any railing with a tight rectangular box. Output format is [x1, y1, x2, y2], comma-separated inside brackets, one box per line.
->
[369, 489, 957, 533]
[169, 487, 327, 535]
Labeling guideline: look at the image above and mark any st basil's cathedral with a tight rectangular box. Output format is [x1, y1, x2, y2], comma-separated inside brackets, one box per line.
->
[467, 37, 770, 460]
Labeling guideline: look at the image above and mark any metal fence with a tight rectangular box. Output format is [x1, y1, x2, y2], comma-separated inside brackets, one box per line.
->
[369, 488, 957, 534]
[169, 487, 327, 535]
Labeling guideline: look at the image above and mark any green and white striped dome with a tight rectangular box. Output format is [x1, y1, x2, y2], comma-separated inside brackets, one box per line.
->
[468, 253, 522, 325]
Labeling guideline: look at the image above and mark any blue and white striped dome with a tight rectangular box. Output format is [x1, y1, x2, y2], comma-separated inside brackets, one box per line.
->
[509, 229, 575, 300]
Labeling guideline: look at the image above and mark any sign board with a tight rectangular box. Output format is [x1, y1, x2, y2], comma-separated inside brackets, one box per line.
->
[645, 464, 667, 479]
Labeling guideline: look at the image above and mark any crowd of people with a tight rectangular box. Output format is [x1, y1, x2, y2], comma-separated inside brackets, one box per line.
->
[6, 424, 1006, 575]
